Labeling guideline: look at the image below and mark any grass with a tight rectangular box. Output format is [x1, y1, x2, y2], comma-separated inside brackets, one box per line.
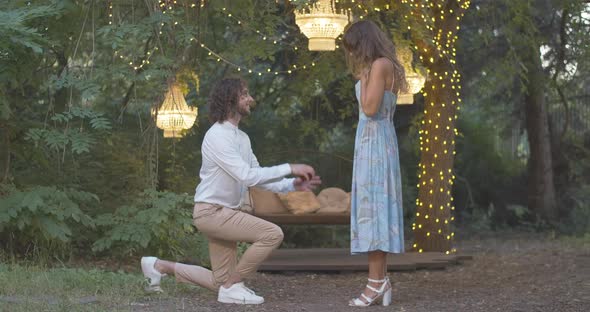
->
[558, 231, 590, 248]
[0, 262, 203, 311]
[1, 230, 588, 311]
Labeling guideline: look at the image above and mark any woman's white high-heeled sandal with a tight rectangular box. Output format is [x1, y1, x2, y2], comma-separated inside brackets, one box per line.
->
[349, 277, 392, 307]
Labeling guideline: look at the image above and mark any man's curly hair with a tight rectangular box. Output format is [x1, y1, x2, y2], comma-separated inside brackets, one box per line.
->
[207, 77, 247, 124]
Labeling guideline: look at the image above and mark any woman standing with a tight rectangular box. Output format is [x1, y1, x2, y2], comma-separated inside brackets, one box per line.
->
[342, 20, 408, 307]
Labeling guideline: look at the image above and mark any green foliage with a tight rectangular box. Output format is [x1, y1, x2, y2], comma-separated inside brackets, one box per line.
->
[459, 0, 590, 228]
[158, 139, 201, 194]
[0, 1, 63, 120]
[25, 107, 111, 155]
[454, 113, 529, 226]
[92, 189, 195, 258]
[0, 2, 61, 54]
[557, 138, 590, 234]
[74, 134, 151, 210]
[0, 184, 97, 252]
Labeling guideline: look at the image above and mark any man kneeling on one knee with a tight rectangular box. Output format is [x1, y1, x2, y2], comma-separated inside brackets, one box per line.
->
[141, 77, 322, 305]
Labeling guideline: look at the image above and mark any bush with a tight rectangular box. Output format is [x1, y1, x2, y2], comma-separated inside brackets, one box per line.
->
[453, 115, 529, 227]
[554, 136, 590, 235]
[0, 183, 97, 257]
[92, 189, 196, 259]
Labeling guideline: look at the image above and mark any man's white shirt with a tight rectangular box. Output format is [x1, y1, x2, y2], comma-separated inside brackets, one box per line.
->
[194, 121, 295, 208]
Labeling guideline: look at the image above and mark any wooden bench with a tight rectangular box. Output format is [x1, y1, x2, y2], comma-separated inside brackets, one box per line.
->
[249, 187, 350, 225]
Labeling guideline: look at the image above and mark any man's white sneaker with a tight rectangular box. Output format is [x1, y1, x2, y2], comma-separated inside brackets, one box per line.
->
[217, 282, 264, 305]
[141, 256, 166, 293]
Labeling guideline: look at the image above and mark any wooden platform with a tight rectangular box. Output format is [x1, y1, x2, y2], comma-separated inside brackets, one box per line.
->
[259, 248, 472, 272]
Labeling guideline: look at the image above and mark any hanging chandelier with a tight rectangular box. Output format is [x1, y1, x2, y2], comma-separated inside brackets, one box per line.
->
[397, 46, 426, 105]
[153, 82, 198, 138]
[295, 0, 350, 51]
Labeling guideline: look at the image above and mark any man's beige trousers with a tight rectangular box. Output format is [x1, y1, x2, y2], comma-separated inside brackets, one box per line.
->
[174, 203, 283, 291]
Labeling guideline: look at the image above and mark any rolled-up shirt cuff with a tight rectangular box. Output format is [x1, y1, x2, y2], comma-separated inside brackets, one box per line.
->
[284, 178, 296, 192]
[278, 163, 292, 177]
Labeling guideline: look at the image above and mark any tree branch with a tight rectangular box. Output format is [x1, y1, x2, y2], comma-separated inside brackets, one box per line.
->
[119, 35, 155, 120]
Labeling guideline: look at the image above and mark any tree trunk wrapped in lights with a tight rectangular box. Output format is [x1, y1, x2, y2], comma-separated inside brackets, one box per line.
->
[402, 0, 471, 253]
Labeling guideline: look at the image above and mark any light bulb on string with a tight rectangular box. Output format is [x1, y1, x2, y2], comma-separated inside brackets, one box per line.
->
[194, 38, 323, 76]
[217, 7, 300, 52]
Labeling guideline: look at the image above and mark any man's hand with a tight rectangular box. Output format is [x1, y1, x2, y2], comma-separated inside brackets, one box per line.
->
[294, 175, 322, 192]
[289, 164, 315, 181]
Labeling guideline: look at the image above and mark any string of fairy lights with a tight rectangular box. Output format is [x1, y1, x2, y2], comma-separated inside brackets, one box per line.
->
[193, 1, 391, 74]
[108, 0, 113, 25]
[159, 0, 206, 10]
[109, 0, 390, 73]
[196, 1, 394, 74]
[192, 37, 321, 75]
[112, 2, 310, 73]
[217, 7, 300, 52]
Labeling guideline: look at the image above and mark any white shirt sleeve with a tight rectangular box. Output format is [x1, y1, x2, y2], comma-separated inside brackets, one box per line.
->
[202, 131, 291, 187]
[250, 151, 295, 193]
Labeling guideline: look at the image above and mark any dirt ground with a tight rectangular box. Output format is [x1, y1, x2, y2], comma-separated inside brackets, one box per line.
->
[124, 232, 590, 312]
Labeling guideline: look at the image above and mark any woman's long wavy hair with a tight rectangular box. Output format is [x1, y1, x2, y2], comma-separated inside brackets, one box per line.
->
[207, 77, 247, 123]
[342, 20, 408, 94]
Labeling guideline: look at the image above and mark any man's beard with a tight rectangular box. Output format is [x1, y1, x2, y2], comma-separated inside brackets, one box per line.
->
[236, 105, 250, 117]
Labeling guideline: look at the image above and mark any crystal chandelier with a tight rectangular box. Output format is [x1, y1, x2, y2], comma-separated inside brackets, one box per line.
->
[398, 71, 426, 105]
[153, 82, 198, 138]
[397, 46, 426, 105]
[295, 0, 350, 51]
